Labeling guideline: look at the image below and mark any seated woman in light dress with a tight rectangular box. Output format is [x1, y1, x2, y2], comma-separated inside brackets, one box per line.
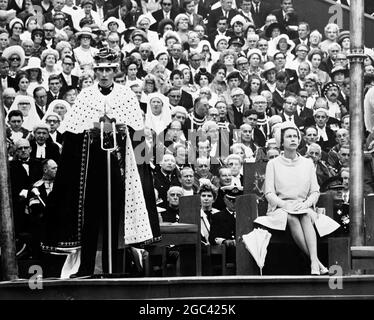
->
[254, 121, 339, 275]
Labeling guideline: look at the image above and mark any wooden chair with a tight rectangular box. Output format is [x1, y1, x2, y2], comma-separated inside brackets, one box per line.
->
[179, 195, 228, 276]
[329, 195, 374, 274]
[143, 195, 201, 277]
[235, 192, 336, 275]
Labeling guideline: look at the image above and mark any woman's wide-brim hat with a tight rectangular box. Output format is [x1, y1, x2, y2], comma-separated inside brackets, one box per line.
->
[337, 30, 350, 45]
[103, 17, 126, 34]
[330, 65, 349, 78]
[2, 45, 26, 67]
[214, 34, 230, 49]
[41, 48, 59, 62]
[9, 17, 24, 30]
[76, 27, 96, 39]
[131, 28, 148, 41]
[265, 22, 286, 39]
[261, 61, 276, 77]
[22, 57, 42, 72]
[247, 48, 262, 60]
[274, 34, 295, 52]
[93, 47, 119, 69]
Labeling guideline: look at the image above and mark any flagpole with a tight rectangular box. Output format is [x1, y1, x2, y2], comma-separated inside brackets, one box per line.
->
[348, 0, 365, 246]
[0, 84, 18, 280]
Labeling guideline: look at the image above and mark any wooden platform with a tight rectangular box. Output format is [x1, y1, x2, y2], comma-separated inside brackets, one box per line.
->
[1, 275, 374, 300]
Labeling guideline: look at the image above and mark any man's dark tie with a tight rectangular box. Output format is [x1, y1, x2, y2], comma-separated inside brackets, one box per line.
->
[204, 209, 212, 221]
[256, 4, 259, 13]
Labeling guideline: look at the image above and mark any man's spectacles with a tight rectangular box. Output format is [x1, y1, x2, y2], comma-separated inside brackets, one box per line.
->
[17, 146, 30, 150]
[9, 57, 20, 61]
[47, 119, 60, 123]
[63, 62, 74, 66]
[162, 2, 172, 6]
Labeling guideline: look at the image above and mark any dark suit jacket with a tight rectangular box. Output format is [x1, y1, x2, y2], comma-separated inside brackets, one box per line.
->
[9, 158, 43, 233]
[207, 7, 238, 34]
[272, 90, 291, 114]
[271, 8, 299, 33]
[46, 91, 63, 107]
[7, 0, 26, 14]
[296, 106, 314, 127]
[285, 68, 298, 84]
[9, 159, 43, 195]
[291, 38, 309, 55]
[166, 57, 189, 71]
[44, 11, 74, 31]
[281, 112, 305, 130]
[35, 104, 47, 119]
[150, 9, 179, 31]
[104, 7, 134, 28]
[29, 140, 60, 163]
[58, 73, 79, 92]
[250, 1, 272, 28]
[3, 75, 17, 90]
[209, 209, 236, 245]
[286, 81, 302, 95]
[152, 166, 181, 208]
[316, 126, 337, 153]
[320, 57, 334, 74]
[227, 104, 251, 129]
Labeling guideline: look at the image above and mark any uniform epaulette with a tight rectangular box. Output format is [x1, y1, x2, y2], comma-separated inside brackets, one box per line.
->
[33, 179, 44, 187]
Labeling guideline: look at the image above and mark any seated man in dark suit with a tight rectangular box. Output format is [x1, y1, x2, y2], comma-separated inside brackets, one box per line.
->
[208, 16, 230, 49]
[153, 153, 181, 208]
[44, 0, 74, 31]
[250, 0, 272, 29]
[46, 74, 63, 107]
[150, 0, 179, 31]
[271, 0, 298, 38]
[33, 86, 48, 119]
[29, 123, 60, 164]
[6, 110, 30, 145]
[104, 0, 134, 28]
[286, 61, 310, 95]
[58, 55, 79, 92]
[207, 0, 238, 34]
[295, 89, 313, 129]
[226, 87, 249, 129]
[272, 70, 291, 114]
[281, 94, 305, 130]
[273, 51, 298, 84]
[161, 186, 184, 223]
[9, 138, 43, 257]
[291, 22, 310, 55]
[166, 43, 189, 71]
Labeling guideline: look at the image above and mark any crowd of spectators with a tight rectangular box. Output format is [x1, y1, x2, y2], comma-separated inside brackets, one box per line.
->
[2, 0, 374, 272]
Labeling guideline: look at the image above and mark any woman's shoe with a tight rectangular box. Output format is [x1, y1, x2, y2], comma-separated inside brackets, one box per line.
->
[311, 262, 320, 275]
[319, 265, 329, 275]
